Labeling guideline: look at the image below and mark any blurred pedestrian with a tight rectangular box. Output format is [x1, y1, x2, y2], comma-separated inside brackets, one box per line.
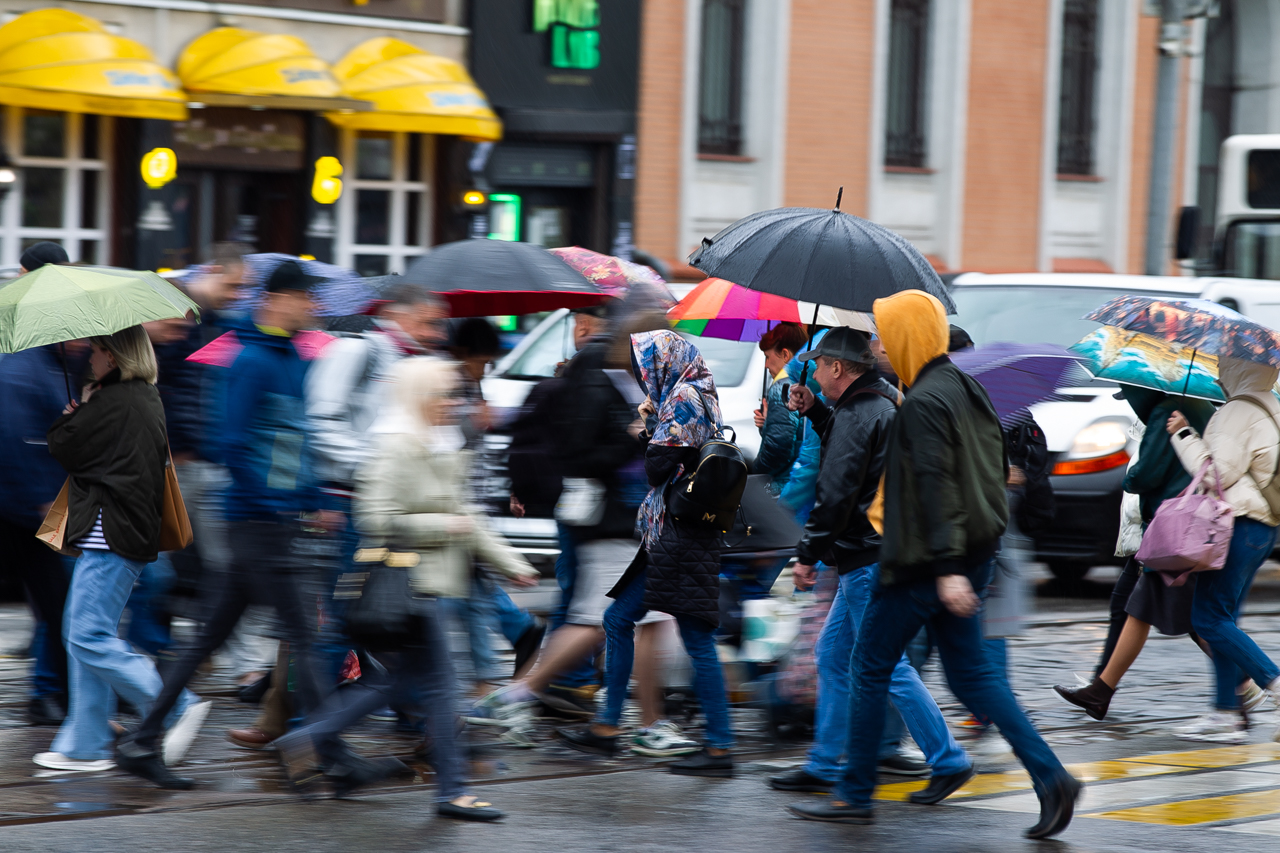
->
[35, 326, 205, 773]
[1054, 385, 1215, 722]
[770, 327, 968, 799]
[19, 240, 67, 273]
[275, 356, 533, 816]
[116, 261, 331, 788]
[0, 341, 85, 725]
[789, 291, 1080, 840]
[1167, 357, 1280, 741]
[558, 331, 734, 773]
[753, 323, 807, 495]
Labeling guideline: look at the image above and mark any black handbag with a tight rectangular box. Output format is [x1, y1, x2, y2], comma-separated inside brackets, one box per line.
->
[666, 416, 750, 533]
[340, 549, 421, 651]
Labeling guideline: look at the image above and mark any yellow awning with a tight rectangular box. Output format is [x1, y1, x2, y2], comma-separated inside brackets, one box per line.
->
[179, 28, 368, 111]
[0, 9, 187, 120]
[325, 38, 501, 141]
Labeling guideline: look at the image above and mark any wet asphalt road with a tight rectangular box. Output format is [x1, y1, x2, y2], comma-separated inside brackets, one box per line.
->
[0, 562, 1279, 850]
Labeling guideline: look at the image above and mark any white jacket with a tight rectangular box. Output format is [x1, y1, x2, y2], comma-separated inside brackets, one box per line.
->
[1172, 357, 1280, 526]
[306, 323, 412, 487]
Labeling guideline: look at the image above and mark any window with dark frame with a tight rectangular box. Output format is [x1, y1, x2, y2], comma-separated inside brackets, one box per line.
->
[1057, 0, 1100, 176]
[884, 0, 929, 168]
[697, 0, 746, 156]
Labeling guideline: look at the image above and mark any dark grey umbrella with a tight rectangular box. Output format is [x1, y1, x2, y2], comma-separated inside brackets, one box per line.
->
[688, 192, 956, 314]
[403, 240, 607, 317]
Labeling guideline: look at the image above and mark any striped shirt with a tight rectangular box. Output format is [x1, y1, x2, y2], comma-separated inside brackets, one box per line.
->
[76, 510, 109, 551]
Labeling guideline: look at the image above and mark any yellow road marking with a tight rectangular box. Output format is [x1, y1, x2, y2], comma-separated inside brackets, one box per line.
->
[1088, 788, 1280, 826]
[1120, 743, 1280, 769]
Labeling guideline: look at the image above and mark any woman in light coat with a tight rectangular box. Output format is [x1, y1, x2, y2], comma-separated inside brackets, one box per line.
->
[277, 356, 536, 819]
[1168, 356, 1280, 742]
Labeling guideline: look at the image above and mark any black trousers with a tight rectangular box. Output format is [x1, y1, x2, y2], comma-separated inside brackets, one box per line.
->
[130, 519, 328, 750]
[0, 516, 71, 695]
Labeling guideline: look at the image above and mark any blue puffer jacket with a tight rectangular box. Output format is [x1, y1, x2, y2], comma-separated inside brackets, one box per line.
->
[776, 331, 828, 523]
[222, 321, 320, 520]
[754, 371, 804, 492]
[0, 346, 83, 528]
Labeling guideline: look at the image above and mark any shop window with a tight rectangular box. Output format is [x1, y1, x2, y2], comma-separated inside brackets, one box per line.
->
[3, 108, 108, 267]
[338, 130, 431, 274]
[697, 0, 746, 156]
[885, 0, 929, 168]
[1057, 0, 1099, 176]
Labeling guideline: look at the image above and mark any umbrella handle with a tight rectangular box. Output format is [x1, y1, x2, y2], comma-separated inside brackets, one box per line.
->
[798, 302, 821, 389]
[1182, 348, 1196, 398]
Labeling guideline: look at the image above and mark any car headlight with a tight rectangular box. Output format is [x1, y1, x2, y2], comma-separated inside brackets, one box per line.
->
[1064, 418, 1130, 460]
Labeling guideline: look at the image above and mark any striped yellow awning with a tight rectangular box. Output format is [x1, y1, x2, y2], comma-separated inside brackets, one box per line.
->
[0, 9, 187, 120]
[326, 38, 501, 141]
[179, 27, 368, 111]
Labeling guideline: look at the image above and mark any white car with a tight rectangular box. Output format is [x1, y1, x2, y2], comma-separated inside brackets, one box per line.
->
[949, 271, 1280, 581]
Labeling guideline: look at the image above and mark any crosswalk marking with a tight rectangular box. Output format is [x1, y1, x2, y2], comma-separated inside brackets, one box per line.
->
[871, 742, 1280, 828]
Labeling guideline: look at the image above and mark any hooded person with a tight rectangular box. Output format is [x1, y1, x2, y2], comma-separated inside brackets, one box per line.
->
[1054, 384, 1218, 723]
[558, 330, 738, 776]
[1166, 356, 1280, 742]
[790, 290, 1081, 840]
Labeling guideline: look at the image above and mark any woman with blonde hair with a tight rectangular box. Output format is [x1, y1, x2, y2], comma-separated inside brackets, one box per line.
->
[276, 356, 536, 818]
[36, 325, 203, 774]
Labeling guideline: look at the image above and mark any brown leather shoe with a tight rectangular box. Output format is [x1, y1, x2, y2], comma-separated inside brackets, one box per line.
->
[227, 727, 276, 751]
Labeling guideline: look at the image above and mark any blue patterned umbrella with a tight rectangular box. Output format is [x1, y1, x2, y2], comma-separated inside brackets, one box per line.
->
[233, 253, 377, 317]
[949, 342, 1082, 425]
[1085, 295, 1280, 367]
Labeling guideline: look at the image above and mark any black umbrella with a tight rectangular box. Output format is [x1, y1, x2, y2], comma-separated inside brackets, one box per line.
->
[403, 240, 608, 317]
[688, 190, 956, 314]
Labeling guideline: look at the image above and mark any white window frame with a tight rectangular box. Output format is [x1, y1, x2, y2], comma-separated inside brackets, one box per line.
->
[1, 107, 110, 269]
[335, 129, 433, 274]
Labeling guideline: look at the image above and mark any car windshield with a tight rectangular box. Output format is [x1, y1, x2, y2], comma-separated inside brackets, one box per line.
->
[498, 312, 756, 388]
[949, 285, 1191, 347]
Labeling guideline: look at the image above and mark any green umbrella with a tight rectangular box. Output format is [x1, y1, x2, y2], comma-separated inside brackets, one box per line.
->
[0, 265, 199, 353]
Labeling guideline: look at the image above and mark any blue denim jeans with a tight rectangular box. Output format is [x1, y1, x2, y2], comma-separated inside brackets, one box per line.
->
[837, 559, 1069, 808]
[316, 491, 360, 682]
[805, 565, 969, 782]
[1191, 516, 1280, 709]
[125, 555, 176, 656]
[53, 550, 196, 760]
[599, 570, 735, 749]
[551, 524, 598, 689]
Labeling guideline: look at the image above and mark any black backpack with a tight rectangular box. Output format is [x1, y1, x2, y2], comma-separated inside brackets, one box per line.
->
[665, 391, 750, 532]
[1005, 416, 1054, 536]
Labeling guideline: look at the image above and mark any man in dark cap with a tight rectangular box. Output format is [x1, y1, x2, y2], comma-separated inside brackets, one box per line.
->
[772, 326, 973, 810]
[19, 241, 68, 273]
[116, 259, 345, 789]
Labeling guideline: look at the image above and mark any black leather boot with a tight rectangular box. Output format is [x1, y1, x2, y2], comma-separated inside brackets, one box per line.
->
[1053, 677, 1115, 721]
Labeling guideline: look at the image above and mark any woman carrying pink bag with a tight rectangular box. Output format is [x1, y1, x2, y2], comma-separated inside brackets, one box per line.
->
[1167, 357, 1280, 744]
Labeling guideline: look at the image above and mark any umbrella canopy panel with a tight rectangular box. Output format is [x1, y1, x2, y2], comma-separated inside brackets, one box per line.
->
[326, 37, 500, 141]
[1085, 295, 1280, 368]
[402, 240, 606, 317]
[548, 246, 676, 304]
[949, 342, 1081, 424]
[0, 9, 187, 120]
[178, 27, 368, 111]
[689, 206, 955, 314]
[669, 277, 875, 342]
[0, 265, 199, 353]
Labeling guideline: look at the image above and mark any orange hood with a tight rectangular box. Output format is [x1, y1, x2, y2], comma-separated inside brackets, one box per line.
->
[873, 290, 948, 387]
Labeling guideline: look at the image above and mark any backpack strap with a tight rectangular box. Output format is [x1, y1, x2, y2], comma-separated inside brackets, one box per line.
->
[1227, 395, 1280, 489]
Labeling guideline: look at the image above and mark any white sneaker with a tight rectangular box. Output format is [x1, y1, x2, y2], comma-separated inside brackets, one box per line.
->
[163, 700, 211, 766]
[33, 752, 115, 772]
[631, 720, 700, 757]
[1174, 713, 1248, 744]
[1240, 681, 1269, 713]
[464, 685, 537, 728]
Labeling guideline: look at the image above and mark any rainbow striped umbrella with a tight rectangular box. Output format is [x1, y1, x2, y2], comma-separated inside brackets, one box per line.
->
[668, 277, 875, 342]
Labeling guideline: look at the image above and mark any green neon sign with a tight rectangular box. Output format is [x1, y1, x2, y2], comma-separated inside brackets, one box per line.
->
[533, 0, 600, 70]
[488, 193, 522, 242]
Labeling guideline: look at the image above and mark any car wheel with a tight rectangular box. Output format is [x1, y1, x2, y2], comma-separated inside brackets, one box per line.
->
[1046, 561, 1090, 583]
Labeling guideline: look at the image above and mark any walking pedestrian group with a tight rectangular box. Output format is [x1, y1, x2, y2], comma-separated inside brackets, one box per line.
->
[7, 239, 1280, 844]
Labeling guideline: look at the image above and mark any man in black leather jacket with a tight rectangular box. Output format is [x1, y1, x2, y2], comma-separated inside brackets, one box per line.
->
[769, 327, 971, 805]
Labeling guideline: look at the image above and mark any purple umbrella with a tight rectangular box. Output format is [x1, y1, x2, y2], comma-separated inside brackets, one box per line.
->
[949, 342, 1082, 425]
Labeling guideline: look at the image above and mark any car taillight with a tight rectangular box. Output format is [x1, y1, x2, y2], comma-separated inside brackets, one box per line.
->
[1051, 449, 1130, 476]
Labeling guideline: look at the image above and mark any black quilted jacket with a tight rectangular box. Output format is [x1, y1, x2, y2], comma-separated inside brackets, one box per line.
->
[633, 444, 723, 628]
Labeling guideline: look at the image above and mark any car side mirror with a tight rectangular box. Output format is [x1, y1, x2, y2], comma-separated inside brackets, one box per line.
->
[1175, 206, 1200, 260]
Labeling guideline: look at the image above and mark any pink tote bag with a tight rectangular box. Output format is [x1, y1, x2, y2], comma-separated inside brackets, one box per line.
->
[1135, 461, 1235, 587]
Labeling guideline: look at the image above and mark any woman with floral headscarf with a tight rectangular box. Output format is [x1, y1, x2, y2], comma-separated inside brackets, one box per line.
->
[560, 330, 736, 776]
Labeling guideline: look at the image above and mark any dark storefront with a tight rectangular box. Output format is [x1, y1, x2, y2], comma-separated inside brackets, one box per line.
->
[445, 0, 639, 256]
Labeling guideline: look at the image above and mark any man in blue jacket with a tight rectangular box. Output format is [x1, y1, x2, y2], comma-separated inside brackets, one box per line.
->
[117, 261, 337, 789]
[0, 343, 85, 725]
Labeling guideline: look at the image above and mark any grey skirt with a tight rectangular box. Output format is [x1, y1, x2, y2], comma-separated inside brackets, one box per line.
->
[1125, 570, 1195, 636]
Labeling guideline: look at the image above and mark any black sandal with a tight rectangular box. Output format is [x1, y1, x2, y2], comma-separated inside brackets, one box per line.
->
[438, 796, 504, 822]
